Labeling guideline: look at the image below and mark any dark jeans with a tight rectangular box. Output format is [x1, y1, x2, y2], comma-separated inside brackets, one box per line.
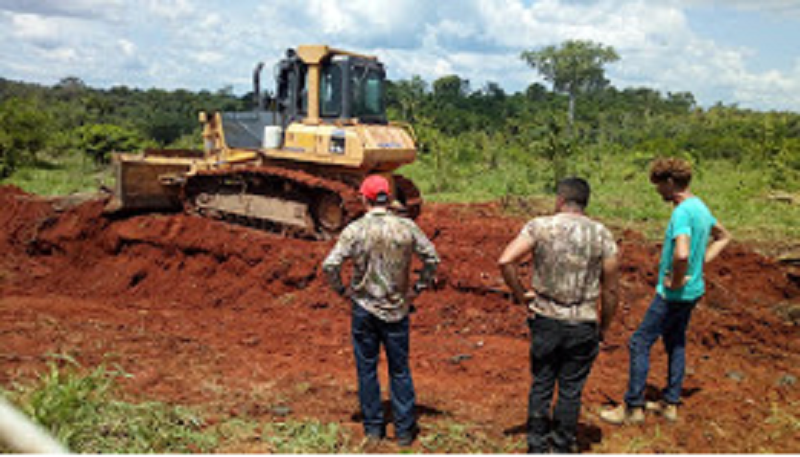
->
[527, 315, 599, 454]
[351, 303, 416, 438]
[624, 294, 698, 407]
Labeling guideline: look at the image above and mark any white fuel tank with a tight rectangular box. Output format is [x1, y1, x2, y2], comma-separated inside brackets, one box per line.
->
[263, 126, 283, 149]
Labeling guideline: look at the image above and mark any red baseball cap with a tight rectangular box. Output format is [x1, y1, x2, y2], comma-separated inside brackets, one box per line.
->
[359, 175, 391, 203]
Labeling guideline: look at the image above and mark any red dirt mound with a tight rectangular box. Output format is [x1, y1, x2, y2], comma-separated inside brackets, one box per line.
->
[1, 185, 798, 453]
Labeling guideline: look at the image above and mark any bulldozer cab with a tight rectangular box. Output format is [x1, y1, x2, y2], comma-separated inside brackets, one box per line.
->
[314, 53, 387, 124]
[218, 45, 391, 152]
[270, 45, 388, 126]
[207, 45, 415, 173]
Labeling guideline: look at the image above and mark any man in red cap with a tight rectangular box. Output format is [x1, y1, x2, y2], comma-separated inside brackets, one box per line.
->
[358, 174, 392, 204]
[323, 174, 439, 448]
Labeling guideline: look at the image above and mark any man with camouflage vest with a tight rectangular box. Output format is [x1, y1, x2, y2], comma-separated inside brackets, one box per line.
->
[499, 177, 620, 453]
[323, 175, 439, 447]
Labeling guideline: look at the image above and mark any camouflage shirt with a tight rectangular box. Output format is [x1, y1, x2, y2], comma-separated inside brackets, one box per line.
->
[520, 213, 617, 323]
[322, 208, 440, 322]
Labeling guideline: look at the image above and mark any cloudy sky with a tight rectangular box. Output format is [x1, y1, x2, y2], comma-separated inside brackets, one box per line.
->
[1, 0, 799, 112]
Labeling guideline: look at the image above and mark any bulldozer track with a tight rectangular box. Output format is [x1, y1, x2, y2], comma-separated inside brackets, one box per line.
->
[181, 167, 423, 240]
[182, 166, 363, 240]
[394, 174, 423, 220]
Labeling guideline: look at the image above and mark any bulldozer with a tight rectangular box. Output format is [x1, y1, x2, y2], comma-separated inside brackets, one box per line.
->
[107, 45, 422, 239]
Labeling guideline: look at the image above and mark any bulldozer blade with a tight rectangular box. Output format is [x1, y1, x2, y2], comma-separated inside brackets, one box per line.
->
[107, 149, 203, 213]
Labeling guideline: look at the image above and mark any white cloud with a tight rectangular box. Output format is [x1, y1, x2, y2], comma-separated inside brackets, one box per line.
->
[193, 51, 224, 64]
[118, 39, 136, 57]
[680, 0, 800, 20]
[143, 0, 195, 21]
[0, 0, 124, 21]
[0, 0, 799, 111]
[8, 13, 61, 47]
[39, 47, 80, 63]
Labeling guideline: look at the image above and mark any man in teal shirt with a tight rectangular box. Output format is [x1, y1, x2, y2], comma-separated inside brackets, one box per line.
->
[601, 158, 731, 425]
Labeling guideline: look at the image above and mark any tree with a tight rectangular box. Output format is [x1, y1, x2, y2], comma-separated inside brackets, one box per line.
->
[0, 97, 52, 176]
[388, 76, 428, 122]
[521, 40, 619, 132]
[74, 124, 144, 163]
[480, 82, 506, 101]
[525, 82, 548, 102]
[54, 76, 87, 101]
[0, 128, 13, 178]
[432, 75, 469, 103]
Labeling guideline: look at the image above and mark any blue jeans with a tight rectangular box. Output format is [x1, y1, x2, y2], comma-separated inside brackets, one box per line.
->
[624, 294, 698, 407]
[527, 316, 599, 453]
[351, 303, 416, 438]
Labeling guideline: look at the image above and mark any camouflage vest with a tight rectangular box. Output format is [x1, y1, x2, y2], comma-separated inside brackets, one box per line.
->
[323, 208, 439, 322]
[520, 213, 617, 322]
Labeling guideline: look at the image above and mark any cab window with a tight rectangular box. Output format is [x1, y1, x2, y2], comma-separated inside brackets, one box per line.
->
[320, 65, 342, 117]
[351, 67, 385, 119]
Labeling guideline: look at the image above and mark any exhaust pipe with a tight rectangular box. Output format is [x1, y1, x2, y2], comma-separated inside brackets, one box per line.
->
[253, 62, 265, 110]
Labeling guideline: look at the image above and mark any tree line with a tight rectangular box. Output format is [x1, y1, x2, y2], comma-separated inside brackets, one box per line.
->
[384, 40, 799, 193]
[0, 76, 246, 177]
[1, 41, 799, 192]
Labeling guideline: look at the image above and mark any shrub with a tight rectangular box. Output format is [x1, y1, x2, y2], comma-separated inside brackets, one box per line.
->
[74, 124, 145, 163]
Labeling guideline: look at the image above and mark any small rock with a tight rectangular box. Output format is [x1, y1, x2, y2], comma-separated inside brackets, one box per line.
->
[773, 303, 800, 325]
[787, 306, 800, 322]
[271, 405, 292, 417]
[777, 374, 797, 387]
[726, 371, 746, 382]
[240, 335, 261, 347]
[449, 354, 473, 364]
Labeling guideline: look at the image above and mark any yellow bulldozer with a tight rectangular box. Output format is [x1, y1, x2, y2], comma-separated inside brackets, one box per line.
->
[107, 45, 422, 238]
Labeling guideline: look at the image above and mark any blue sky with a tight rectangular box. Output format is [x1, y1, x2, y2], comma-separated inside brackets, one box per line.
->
[1, 0, 799, 112]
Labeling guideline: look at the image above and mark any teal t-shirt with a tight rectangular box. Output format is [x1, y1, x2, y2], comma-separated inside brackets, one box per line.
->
[656, 197, 717, 302]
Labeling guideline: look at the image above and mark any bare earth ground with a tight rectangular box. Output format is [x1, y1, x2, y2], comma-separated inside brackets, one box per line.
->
[1, 185, 798, 453]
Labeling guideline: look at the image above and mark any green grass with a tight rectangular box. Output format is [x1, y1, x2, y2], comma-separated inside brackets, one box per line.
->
[761, 400, 800, 451]
[1, 358, 382, 454]
[261, 420, 355, 453]
[405, 151, 800, 245]
[2, 356, 216, 453]
[692, 161, 800, 244]
[258, 417, 525, 453]
[589, 157, 800, 244]
[6, 356, 795, 453]
[418, 420, 523, 453]
[0, 357, 536, 453]
[1, 152, 113, 196]
[403, 154, 552, 203]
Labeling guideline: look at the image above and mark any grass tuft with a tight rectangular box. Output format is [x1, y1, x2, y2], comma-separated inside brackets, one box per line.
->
[3, 355, 216, 453]
[261, 419, 353, 453]
[419, 420, 523, 454]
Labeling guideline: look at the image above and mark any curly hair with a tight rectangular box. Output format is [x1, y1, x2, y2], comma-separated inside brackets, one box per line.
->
[649, 157, 692, 188]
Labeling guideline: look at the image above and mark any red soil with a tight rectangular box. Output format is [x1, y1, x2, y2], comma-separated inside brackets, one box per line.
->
[1, 184, 798, 453]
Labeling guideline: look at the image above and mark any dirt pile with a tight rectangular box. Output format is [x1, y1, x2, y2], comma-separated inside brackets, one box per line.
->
[1, 185, 798, 452]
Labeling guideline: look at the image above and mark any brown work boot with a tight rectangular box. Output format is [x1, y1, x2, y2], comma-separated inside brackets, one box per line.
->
[646, 401, 678, 422]
[600, 404, 645, 425]
[362, 433, 383, 451]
